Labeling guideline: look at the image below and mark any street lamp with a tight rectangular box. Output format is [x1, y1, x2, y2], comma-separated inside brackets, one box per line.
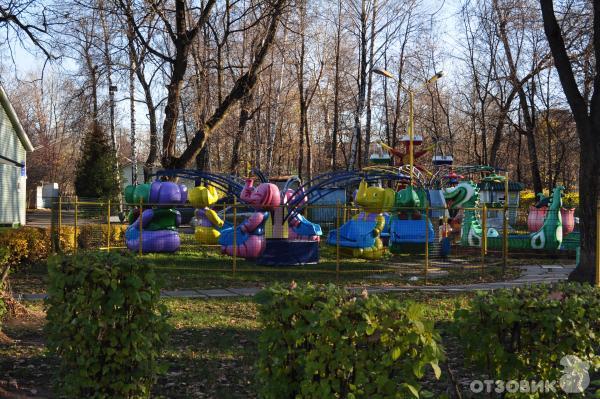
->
[373, 68, 444, 186]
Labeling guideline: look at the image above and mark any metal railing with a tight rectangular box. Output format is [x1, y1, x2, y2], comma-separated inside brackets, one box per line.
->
[48, 197, 580, 284]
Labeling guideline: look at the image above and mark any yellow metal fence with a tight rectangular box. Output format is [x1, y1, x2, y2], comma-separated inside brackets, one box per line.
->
[49, 198, 580, 283]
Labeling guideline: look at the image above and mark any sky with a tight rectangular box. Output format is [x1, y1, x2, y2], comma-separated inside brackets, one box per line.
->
[0, 0, 466, 136]
[4, 0, 463, 78]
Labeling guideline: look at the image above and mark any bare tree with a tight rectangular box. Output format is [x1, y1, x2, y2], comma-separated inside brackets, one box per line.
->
[0, 0, 52, 60]
[540, 0, 599, 283]
[348, 0, 369, 170]
[120, 0, 288, 170]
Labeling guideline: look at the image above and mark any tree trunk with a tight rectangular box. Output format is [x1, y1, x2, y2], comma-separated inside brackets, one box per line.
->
[296, 1, 306, 179]
[348, 0, 368, 170]
[494, 0, 543, 193]
[516, 130, 523, 182]
[304, 106, 312, 180]
[128, 18, 138, 184]
[540, 0, 599, 283]
[363, 0, 377, 166]
[86, 55, 98, 126]
[100, 2, 116, 152]
[392, 53, 408, 150]
[231, 93, 253, 174]
[383, 39, 391, 145]
[170, 0, 286, 168]
[161, 0, 193, 166]
[266, 36, 286, 174]
[141, 75, 158, 179]
[120, 0, 163, 179]
[196, 144, 210, 172]
[489, 90, 517, 167]
[571, 123, 600, 282]
[392, 18, 411, 149]
[298, 100, 305, 178]
[331, 0, 342, 170]
[517, 84, 544, 195]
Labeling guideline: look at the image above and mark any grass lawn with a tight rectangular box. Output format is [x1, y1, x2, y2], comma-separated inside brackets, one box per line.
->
[0, 292, 476, 398]
[10, 245, 524, 294]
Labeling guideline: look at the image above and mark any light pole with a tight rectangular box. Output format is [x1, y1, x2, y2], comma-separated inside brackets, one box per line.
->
[373, 68, 444, 186]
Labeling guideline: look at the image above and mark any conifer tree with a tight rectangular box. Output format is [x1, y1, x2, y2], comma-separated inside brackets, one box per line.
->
[74, 123, 120, 199]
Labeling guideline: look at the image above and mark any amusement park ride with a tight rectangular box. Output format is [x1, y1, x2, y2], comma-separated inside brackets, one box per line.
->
[120, 68, 576, 264]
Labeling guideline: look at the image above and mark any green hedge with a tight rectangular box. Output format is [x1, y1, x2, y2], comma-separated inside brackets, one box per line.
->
[45, 251, 169, 398]
[453, 283, 600, 397]
[256, 283, 444, 399]
[0, 227, 52, 268]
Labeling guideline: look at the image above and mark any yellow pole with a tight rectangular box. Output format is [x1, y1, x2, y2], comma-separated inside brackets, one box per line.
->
[233, 198, 237, 276]
[58, 196, 62, 252]
[336, 201, 341, 282]
[503, 171, 509, 272]
[378, 141, 394, 153]
[343, 203, 348, 224]
[139, 197, 143, 256]
[74, 196, 78, 253]
[504, 172, 509, 209]
[596, 202, 599, 287]
[483, 204, 488, 255]
[408, 90, 414, 186]
[424, 204, 429, 285]
[481, 203, 487, 275]
[107, 200, 111, 251]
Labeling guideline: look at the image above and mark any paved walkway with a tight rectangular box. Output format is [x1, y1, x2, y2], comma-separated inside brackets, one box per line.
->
[16, 265, 575, 301]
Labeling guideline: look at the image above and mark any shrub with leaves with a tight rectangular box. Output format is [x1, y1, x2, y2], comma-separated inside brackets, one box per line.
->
[77, 224, 127, 249]
[0, 227, 51, 268]
[453, 283, 600, 397]
[46, 251, 169, 398]
[0, 229, 47, 331]
[519, 190, 540, 212]
[256, 283, 444, 399]
[562, 192, 579, 209]
[57, 226, 76, 252]
[0, 227, 52, 297]
[520, 189, 579, 210]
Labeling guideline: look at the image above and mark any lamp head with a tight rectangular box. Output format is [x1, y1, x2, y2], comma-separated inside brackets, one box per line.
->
[426, 71, 445, 84]
[373, 68, 396, 80]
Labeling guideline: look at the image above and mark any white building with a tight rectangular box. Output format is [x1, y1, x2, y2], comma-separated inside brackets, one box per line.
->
[121, 161, 147, 188]
[0, 84, 33, 226]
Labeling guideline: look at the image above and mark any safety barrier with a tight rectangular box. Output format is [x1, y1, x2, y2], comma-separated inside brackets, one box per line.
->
[48, 198, 579, 284]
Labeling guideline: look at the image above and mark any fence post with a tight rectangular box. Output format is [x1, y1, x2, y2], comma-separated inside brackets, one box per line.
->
[343, 204, 348, 224]
[336, 201, 340, 282]
[503, 171, 509, 274]
[424, 204, 429, 285]
[74, 196, 78, 253]
[481, 204, 487, 275]
[233, 198, 237, 276]
[138, 197, 143, 256]
[596, 202, 599, 287]
[58, 196, 62, 252]
[107, 199, 111, 251]
[502, 203, 508, 274]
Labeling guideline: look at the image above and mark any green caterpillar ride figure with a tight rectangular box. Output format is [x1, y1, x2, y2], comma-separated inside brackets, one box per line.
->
[443, 181, 564, 250]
